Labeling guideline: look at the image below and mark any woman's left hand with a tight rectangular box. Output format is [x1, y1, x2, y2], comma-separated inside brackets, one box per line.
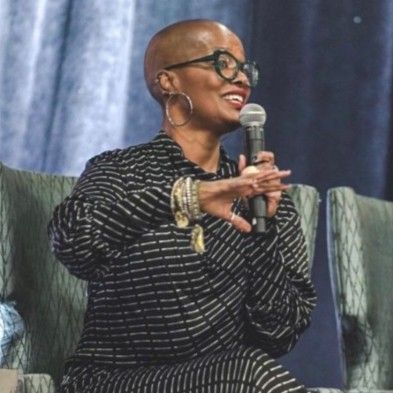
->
[238, 152, 287, 218]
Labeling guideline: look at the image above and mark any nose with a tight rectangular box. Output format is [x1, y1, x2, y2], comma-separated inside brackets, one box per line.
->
[233, 69, 251, 88]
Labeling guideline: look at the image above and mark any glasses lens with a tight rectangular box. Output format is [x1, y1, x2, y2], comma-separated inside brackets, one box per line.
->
[243, 62, 259, 87]
[216, 52, 238, 80]
[215, 52, 259, 87]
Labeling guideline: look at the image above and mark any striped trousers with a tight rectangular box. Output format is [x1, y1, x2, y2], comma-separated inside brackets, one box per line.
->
[59, 346, 307, 393]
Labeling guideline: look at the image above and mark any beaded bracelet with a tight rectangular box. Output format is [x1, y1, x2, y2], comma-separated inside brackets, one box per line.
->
[170, 176, 205, 254]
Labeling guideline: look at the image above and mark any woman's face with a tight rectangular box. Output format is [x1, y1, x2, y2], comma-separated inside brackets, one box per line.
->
[171, 27, 252, 134]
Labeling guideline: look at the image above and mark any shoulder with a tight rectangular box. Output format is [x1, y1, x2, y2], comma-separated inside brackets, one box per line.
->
[74, 141, 159, 197]
[81, 137, 169, 189]
[85, 140, 157, 170]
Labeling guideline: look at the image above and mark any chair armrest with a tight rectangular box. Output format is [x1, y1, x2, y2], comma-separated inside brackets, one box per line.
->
[22, 373, 55, 393]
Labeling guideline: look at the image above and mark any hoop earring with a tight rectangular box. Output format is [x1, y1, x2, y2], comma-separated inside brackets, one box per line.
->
[165, 92, 193, 127]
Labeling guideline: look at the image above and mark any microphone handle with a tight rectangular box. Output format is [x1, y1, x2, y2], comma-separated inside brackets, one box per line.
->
[250, 196, 266, 233]
[245, 124, 266, 233]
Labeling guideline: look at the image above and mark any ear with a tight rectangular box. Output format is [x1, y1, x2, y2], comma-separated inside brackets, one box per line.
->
[155, 71, 178, 94]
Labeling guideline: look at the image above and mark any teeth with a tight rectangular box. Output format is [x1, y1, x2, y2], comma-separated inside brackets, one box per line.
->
[223, 94, 243, 103]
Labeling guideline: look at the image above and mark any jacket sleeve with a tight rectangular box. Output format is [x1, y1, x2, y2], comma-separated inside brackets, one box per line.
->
[244, 192, 317, 357]
[48, 151, 173, 280]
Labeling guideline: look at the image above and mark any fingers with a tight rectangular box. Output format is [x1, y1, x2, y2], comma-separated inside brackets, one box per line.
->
[252, 169, 291, 182]
[241, 165, 260, 176]
[250, 169, 290, 197]
[240, 151, 276, 173]
[238, 154, 247, 173]
[241, 164, 289, 180]
[227, 170, 290, 192]
[266, 198, 280, 218]
[253, 183, 289, 195]
[253, 151, 275, 168]
[228, 212, 252, 233]
[213, 168, 290, 203]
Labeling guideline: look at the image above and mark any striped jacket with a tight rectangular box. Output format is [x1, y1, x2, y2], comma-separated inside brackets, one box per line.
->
[49, 130, 316, 368]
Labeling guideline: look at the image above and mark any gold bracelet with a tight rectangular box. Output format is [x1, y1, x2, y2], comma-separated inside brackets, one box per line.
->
[171, 177, 189, 228]
[170, 176, 205, 254]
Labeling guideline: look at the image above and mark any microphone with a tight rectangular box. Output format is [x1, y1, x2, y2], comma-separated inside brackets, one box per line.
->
[239, 103, 267, 233]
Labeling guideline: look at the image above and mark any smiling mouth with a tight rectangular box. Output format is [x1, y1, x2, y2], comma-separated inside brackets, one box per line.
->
[222, 94, 245, 105]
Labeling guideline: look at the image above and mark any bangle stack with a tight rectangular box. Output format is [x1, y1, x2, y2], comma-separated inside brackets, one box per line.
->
[171, 177, 205, 254]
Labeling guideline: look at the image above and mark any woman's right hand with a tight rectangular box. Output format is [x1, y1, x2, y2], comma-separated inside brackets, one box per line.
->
[198, 168, 291, 232]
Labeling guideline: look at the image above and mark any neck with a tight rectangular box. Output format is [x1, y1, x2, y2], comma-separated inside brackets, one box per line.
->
[163, 121, 221, 173]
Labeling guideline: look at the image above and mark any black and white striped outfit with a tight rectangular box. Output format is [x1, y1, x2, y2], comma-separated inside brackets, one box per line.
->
[49, 131, 316, 393]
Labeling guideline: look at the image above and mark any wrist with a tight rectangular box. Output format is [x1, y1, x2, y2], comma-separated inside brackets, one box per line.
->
[197, 181, 211, 212]
[198, 180, 226, 212]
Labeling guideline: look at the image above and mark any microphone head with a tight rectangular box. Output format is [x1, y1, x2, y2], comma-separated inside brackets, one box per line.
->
[239, 103, 266, 126]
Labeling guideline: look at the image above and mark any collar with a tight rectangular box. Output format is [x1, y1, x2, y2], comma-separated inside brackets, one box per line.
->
[152, 130, 236, 180]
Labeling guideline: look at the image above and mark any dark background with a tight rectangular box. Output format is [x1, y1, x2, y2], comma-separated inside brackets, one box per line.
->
[245, 1, 393, 387]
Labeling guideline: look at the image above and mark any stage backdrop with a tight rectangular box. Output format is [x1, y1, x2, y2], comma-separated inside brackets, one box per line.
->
[1, 0, 392, 388]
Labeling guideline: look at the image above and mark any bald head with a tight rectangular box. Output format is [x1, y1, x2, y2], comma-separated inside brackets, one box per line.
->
[144, 19, 243, 104]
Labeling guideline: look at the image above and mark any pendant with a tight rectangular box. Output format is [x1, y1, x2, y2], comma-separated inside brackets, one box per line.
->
[175, 211, 189, 228]
[191, 224, 205, 254]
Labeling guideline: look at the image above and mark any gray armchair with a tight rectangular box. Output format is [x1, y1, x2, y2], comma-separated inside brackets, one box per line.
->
[287, 184, 320, 269]
[0, 162, 84, 393]
[327, 187, 393, 391]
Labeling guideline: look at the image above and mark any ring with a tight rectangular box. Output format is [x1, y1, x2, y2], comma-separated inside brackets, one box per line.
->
[252, 160, 268, 166]
[230, 212, 235, 223]
[272, 165, 279, 170]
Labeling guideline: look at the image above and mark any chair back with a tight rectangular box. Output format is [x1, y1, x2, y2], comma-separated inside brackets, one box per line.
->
[327, 187, 393, 389]
[287, 184, 320, 270]
[0, 162, 86, 385]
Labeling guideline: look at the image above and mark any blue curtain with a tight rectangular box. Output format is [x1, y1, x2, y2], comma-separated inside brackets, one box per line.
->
[1, 0, 393, 388]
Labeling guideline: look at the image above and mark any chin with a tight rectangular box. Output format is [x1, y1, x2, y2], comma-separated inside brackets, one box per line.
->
[216, 119, 240, 135]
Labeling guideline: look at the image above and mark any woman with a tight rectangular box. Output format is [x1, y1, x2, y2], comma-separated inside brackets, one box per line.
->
[49, 19, 316, 393]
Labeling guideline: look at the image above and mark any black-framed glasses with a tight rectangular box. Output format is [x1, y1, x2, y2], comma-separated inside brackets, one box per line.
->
[164, 50, 259, 87]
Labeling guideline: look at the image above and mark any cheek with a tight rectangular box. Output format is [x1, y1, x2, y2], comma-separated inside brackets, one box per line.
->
[190, 82, 222, 107]
[181, 71, 228, 112]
